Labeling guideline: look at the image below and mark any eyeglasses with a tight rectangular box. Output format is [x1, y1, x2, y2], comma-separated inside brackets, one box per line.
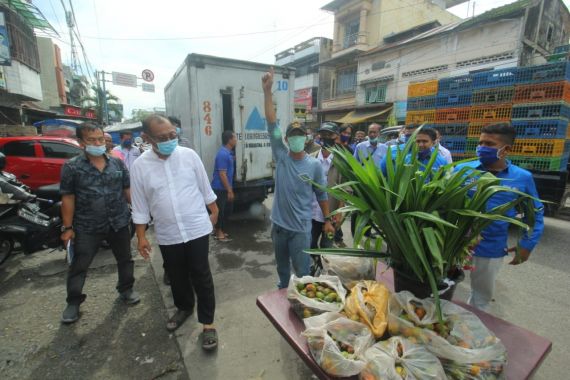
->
[83, 137, 106, 144]
[149, 132, 178, 143]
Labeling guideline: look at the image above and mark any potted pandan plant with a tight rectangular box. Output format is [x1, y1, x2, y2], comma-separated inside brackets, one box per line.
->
[307, 128, 538, 331]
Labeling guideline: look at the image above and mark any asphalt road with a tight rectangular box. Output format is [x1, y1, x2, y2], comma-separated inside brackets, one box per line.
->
[151, 195, 570, 380]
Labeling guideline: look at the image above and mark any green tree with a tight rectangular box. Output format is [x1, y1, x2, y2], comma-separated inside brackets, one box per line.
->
[126, 109, 154, 123]
[80, 85, 123, 125]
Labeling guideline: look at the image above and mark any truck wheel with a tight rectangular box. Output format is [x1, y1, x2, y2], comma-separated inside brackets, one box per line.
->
[0, 236, 14, 266]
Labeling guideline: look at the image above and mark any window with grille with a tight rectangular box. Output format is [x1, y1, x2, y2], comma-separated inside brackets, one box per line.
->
[456, 52, 515, 68]
[336, 66, 357, 96]
[365, 84, 387, 104]
[5, 9, 40, 72]
[402, 65, 448, 78]
[343, 19, 359, 49]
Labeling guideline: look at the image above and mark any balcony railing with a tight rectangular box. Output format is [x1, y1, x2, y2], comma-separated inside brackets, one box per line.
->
[343, 33, 359, 49]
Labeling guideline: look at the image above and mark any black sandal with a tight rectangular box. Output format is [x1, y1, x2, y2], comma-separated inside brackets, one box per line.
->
[166, 310, 192, 332]
[202, 328, 218, 351]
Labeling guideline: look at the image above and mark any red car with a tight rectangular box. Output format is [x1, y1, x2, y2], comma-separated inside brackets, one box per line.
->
[0, 136, 82, 190]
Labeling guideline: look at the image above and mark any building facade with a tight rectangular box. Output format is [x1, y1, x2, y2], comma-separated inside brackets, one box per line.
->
[275, 37, 333, 127]
[37, 36, 67, 110]
[356, 0, 570, 122]
[317, 0, 464, 124]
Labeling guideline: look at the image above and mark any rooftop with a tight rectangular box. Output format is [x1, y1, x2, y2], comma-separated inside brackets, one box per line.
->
[361, 0, 534, 57]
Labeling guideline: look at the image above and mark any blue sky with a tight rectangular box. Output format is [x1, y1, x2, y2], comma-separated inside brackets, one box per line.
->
[35, 0, 570, 119]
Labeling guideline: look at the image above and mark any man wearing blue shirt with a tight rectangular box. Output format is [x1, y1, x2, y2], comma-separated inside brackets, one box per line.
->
[353, 123, 387, 166]
[211, 131, 237, 242]
[262, 68, 335, 288]
[455, 124, 544, 312]
[380, 127, 448, 174]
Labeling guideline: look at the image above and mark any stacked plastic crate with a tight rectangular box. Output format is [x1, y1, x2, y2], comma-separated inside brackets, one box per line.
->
[509, 61, 570, 171]
[406, 80, 438, 127]
[464, 67, 518, 156]
[433, 75, 473, 159]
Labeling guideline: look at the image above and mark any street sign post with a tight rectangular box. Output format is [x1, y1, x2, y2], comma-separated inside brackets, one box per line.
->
[112, 71, 137, 87]
[141, 69, 154, 82]
[142, 83, 155, 92]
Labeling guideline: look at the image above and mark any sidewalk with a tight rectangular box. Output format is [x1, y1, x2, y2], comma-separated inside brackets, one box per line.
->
[0, 244, 188, 380]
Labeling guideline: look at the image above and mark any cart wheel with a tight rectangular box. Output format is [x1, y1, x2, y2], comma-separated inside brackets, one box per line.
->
[0, 236, 14, 266]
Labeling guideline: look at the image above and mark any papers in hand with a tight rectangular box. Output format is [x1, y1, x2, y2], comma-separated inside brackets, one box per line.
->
[66, 240, 74, 265]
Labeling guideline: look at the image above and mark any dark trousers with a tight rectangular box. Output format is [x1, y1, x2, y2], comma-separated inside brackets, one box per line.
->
[310, 220, 333, 249]
[66, 226, 134, 305]
[159, 234, 215, 324]
[213, 189, 233, 231]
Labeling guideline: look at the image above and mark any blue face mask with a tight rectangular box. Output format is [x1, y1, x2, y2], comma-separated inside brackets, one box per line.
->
[156, 138, 178, 155]
[476, 146, 503, 166]
[176, 127, 181, 135]
[85, 144, 106, 156]
[418, 147, 434, 161]
[369, 137, 378, 144]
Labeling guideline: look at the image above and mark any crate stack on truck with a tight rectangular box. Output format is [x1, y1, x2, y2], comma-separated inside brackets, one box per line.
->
[404, 61, 570, 213]
[405, 80, 438, 126]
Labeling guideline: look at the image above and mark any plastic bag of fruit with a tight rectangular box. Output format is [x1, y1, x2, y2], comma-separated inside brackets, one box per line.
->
[287, 275, 347, 319]
[360, 336, 446, 380]
[303, 312, 374, 377]
[388, 291, 507, 380]
[343, 280, 390, 338]
[322, 255, 376, 289]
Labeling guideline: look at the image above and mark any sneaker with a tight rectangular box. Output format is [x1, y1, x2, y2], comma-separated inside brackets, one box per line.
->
[61, 304, 80, 324]
[120, 289, 141, 305]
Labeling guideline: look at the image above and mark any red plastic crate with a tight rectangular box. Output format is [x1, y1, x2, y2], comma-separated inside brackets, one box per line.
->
[470, 104, 512, 123]
[513, 81, 570, 104]
[435, 107, 471, 123]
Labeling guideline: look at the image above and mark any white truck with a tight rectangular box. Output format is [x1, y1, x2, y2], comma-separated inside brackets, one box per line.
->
[165, 54, 295, 205]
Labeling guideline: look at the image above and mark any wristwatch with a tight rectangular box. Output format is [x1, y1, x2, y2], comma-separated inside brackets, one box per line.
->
[61, 225, 73, 232]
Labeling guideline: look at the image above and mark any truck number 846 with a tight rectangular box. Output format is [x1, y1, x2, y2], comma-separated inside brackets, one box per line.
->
[203, 101, 212, 136]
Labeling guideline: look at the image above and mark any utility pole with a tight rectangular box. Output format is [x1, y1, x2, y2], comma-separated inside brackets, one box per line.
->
[95, 70, 110, 125]
[65, 11, 80, 73]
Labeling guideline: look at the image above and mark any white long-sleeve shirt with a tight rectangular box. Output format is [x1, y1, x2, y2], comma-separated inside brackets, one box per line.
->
[131, 146, 217, 245]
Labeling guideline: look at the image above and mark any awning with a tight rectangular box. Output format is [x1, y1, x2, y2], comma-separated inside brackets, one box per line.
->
[334, 106, 393, 124]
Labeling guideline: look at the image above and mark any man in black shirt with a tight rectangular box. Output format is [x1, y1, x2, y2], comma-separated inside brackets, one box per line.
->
[60, 123, 139, 324]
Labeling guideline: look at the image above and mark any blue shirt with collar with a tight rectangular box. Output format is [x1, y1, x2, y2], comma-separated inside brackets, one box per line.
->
[379, 146, 448, 175]
[454, 160, 545, 258]
[353, 140, 388, 168]
[211, 146, 235, 190]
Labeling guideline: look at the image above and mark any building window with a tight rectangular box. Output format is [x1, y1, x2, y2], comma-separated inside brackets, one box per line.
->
[292, 55, 319, 77]
[456, 52, 515, 68]
[336, 66, 357, 96]
[546, 24, 554, 43]
[402, 64, 448, 78]
[365, 84, 387, 104]
[343, 19, 359, 49]
[5, 10, 40, 72]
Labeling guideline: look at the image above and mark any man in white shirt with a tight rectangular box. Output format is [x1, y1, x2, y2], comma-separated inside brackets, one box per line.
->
[131, 115, 219, 350]
[434, 129, 453, 164]
[113, 131, 141, 170]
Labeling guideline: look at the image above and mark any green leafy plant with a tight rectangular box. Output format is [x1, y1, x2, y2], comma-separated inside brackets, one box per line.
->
[307, 129, 537, 328]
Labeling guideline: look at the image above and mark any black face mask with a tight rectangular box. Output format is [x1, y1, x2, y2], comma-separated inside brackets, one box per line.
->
[322, 138, 336, 148]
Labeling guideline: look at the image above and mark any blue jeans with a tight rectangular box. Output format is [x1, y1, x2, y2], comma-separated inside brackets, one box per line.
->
[272, 223, 311, 289]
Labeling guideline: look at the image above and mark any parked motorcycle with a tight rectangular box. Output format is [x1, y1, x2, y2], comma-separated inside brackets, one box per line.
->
[0, 153, 62, 266]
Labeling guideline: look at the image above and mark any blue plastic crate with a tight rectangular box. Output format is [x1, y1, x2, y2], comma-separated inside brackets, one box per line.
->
[472, 67, 518, 89]
[433, 123, 469, 137]
[512, 102, 570, 120]
[516, 62, 570, 84]
[438, 75, 473, 93]
[436, 91, 472, 108]
[439, 137, 467, 154]
[407, 96, 437, 111]
[511, 119, 569, 139]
